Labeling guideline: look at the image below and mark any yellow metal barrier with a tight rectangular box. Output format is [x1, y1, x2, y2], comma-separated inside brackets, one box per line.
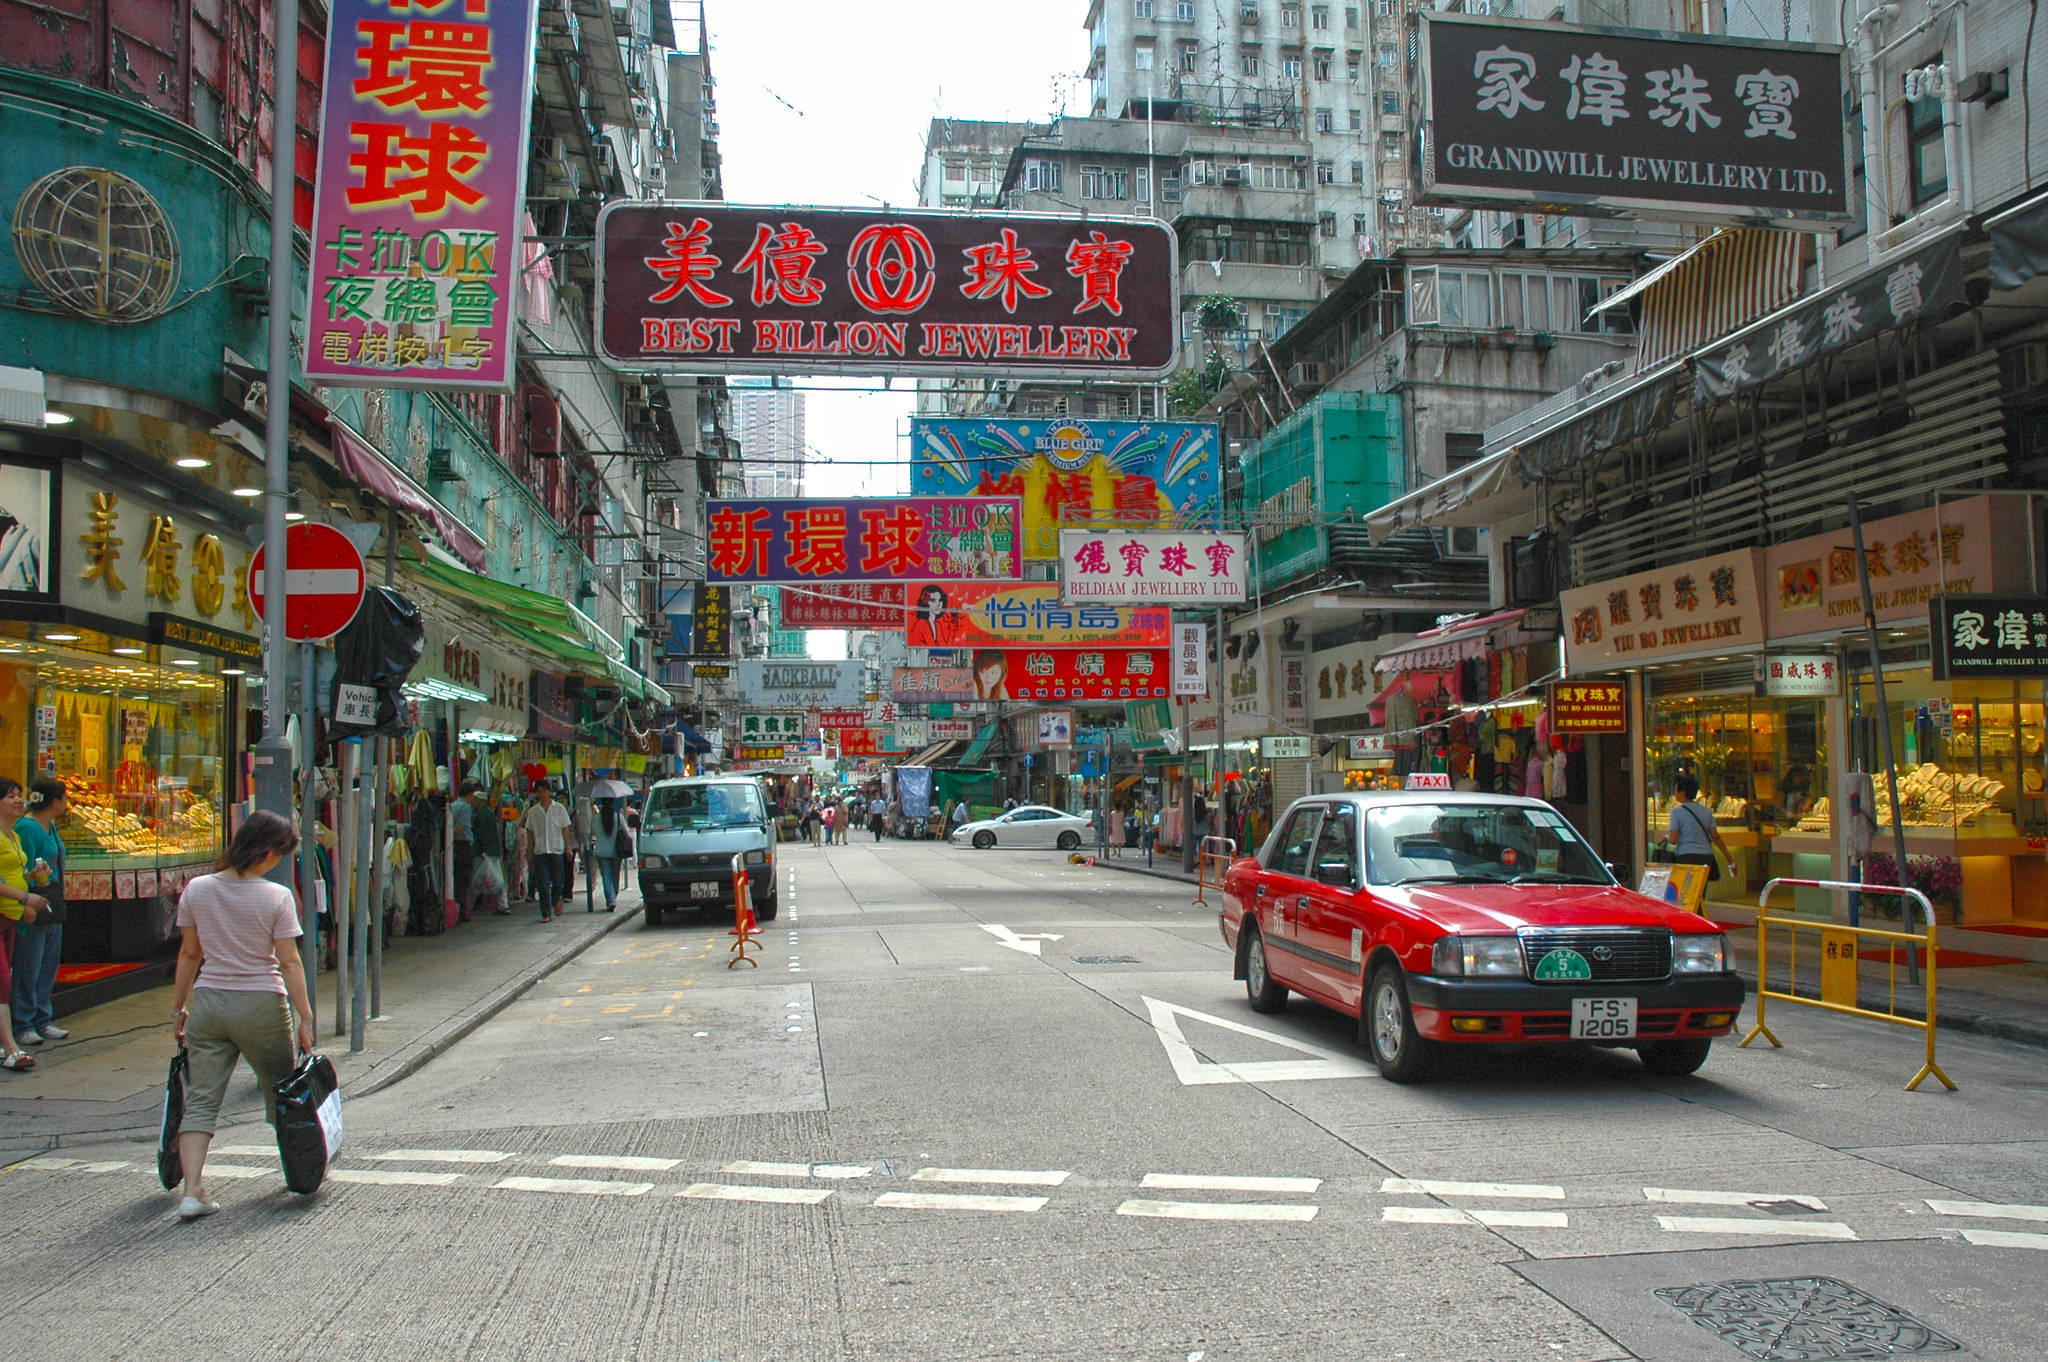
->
[1739, 877, 1955, 1091]
[1193, 836, 1237, 907]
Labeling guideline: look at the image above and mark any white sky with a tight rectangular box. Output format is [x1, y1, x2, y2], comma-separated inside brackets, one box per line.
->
[696, 0, 1087, 657]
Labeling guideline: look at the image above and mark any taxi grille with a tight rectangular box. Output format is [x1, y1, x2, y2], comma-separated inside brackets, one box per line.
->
[1520, 929, 1671, 983]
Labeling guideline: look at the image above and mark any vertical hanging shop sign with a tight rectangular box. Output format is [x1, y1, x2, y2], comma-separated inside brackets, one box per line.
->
[1173, 621, 1208, 697]
[692, 583, 732, 657]
[305, 0, 540, 390]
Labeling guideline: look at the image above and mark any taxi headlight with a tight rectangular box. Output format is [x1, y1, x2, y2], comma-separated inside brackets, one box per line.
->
[639, 855, 665, 870]
[1431, 935, 1524, 978]
[1672, 933, 1728, 973]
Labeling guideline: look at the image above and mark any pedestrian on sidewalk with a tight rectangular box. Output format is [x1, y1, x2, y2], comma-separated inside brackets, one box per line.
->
[13, 779, 69, 1048]
[1140, 807, 1157, 867]
[522, 784, 572, 922]
[470, 786, 508, 915]
[868, 794, 886, 842]
[821, 801, 836, 846]
[590, 798, 626, 912]
[450, 781, 477, 923]
[0, 779, 53, 1072]
[167, 809, 317, 1221]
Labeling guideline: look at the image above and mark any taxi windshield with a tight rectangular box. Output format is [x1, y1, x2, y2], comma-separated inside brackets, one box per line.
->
[1364, 802, 1612, 887]
[644, 782, 764, 831]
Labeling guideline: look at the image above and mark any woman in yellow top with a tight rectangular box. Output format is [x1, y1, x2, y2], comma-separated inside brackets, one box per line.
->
[0, 779, 54, 1072]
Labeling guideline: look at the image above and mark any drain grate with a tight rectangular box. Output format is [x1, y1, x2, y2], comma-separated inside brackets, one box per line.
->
[1655, 1277, 1962, 1361]
[1070, 955, 1141, 965]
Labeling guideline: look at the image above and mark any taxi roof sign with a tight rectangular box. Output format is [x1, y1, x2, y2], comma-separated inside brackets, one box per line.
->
[1403, 772, 1453, 791]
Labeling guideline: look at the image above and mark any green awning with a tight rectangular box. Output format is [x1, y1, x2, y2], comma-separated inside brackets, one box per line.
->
[959, 722, 999, 766]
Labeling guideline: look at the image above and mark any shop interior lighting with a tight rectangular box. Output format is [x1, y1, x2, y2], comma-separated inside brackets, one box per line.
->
[459, 728, 523, 744]
[231, 486, 262, 498]
[220, 667, 245, 676]
[284, 511, 305, 521]
[174, 456, 211, 469]
[41, 410, 72, 425]
[170, 657, 200, 667]
[43, 632, 80, 642]
[112, 646, 146, 656]
[402, 678, 490, 703]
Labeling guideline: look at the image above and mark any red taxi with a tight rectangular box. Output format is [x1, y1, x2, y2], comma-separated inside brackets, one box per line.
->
[1220, 791, 1744, 1082]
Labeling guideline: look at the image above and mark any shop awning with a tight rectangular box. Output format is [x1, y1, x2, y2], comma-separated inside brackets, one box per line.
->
[328, 419, 487, 570]
[1991, 187, 2048, 292]
[1373, 609, 1532, 673]
[671, 720, 711, 754]
[1364, 447, 1531, 545]
[1114, 774, 1143, 792]
[899, 739, 959, 768]
[959, 722, 999, 766]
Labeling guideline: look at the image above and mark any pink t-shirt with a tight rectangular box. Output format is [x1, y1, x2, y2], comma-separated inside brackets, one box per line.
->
[176, 871, 303, 993]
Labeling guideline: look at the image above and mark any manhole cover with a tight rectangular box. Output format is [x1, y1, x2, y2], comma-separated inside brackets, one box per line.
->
[1655, 1277, 1962, 1360]
[1070, 955, 1141, 965]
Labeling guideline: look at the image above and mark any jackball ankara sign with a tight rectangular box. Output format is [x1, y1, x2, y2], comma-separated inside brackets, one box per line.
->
[596, 205, 1180, 378]
[306, 0, 539, 389]
[1419, 13, 1850, 226]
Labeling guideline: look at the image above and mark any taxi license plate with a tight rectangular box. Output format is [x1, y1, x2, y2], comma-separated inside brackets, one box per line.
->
[690, 881, 724, 901]
[1571, 997, 1637, 1039]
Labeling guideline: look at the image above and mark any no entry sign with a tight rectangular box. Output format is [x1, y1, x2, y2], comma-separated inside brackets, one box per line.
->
[249, 523, 368, 641]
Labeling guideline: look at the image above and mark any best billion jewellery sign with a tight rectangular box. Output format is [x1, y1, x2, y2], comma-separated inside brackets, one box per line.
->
[1419, 13, 1850, 226]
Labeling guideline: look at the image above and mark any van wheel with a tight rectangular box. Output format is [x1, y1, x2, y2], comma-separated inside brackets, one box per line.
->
[757, 894, 778, 922]
[644, 906, 662, 927]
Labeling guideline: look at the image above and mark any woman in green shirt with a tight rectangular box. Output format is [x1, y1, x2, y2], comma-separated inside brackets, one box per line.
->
[13, 780, 69, 1048]
[0, 778, 53, 1071]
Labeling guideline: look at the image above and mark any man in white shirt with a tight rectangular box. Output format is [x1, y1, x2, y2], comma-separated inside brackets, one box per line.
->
[950, 799, 969, 835]
[867, 794, 886, 842]
[521, 785, 574, 921]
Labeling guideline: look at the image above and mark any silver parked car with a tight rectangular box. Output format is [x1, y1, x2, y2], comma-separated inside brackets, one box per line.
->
[949, 804, 1092, 851]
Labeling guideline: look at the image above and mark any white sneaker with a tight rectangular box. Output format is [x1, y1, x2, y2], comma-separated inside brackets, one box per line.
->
[177, 1197, 220, 1221]
[15, 1032, 41, 1047]
[36, 1025, 68, 1041]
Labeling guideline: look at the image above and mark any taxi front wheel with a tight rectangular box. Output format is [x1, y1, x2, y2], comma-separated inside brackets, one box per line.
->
[1637, 1038, 1711, 1076]
[1365, 963, 1435, 1083]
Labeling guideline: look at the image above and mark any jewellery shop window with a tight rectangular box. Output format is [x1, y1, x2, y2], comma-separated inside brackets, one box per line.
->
[1846, 667, 2045, 840]
[0, 631, 227, 880]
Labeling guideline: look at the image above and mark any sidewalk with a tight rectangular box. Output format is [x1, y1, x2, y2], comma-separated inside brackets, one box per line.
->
[0, 885, 641, 1168]
[1087, 855, 2048, 1050]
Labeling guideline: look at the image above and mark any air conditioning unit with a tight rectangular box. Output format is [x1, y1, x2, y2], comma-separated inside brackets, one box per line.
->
[1287, 361, 1326, 388]
[1446, 526, 1483, 557]
[620, 380, 654, 407]
[1219, 166, 1247, 186]
[1215, 221, 1234, 236]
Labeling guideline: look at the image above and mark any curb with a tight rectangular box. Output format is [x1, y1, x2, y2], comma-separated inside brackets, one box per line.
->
[346, 905, 642, 1099]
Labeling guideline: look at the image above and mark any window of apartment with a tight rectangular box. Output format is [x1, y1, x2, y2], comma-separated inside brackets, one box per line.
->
[1497, 271, 1547, 331]
[1312, 4, 1331, 28]
[1907, 65, 1947, 208]
[1381, 134, 1402, 159]
[1283, 52, 1304, 78]
[1547, 274, 1632, 334]
[1349, 107, 1363, 130]
[1315, 106, 1333, 130]
[1316, 159, 1336, 183]
[1346, 5, 1360, 27]
[1024, 159, 1063, 193]
[1346, 58, 1361, 83]
[1136, 168, 1151, 201]
[1136, 40, 1156, 69]
[944, 160, 967, 182]
[1186, 222, 1310, 265]
[1265, 304, 1309, 336]
[1350, 159, 1364, 183]
[1133, 0, 1154, 15]
[1319, 210, 1338, 237]
[1240, 2, 1261, 23]
[1180, 42, 1200, 71]
[1839, 89, 1867, 241]
[1107, 167, 1130, 199]
[1178, 0, 1197, 18]
[1313, 53, 1333, 80]
[1281, 2, 1301, 26]
[1444, 432, 1484, 472]
[1241, 50, 1262, 76]
[1438, 269, 1492, 328]
[1353, 212, 1373, 237]
[1161, 171, 1182, 201]
[1379, 44, 1398, 68]
[1185, 158, 1211, 184]
[1380, 91, 1400, 114]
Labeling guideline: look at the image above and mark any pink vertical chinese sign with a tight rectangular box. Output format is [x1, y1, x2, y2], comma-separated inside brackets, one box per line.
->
[304, 0, 539, 390]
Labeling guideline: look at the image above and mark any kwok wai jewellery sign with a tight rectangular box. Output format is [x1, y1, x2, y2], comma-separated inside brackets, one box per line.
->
[1419, 13, 1850, 226]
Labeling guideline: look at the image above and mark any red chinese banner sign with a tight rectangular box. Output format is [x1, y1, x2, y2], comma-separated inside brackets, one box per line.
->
[780, 582, 907, 628]
[892, 649, 1169, 703]
[596, 204, 1180, 378]
[904, 583, 1168, 648]
[305, 0, 537, 389]
[706, 497, 1022, 584]
[1548, 680, 1628, 734]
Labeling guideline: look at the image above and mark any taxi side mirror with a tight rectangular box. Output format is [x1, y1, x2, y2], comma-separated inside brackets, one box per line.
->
[1314, 862, 1355, 888]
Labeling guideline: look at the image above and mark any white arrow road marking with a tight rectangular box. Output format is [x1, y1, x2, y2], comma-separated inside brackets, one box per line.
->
[873, 1191, 1048, 1213]
[1382, 1178, 1565, 1199]
[1142, 996, 1378, 1086]
[1960, 1229, 2048, 1250]
[1656, 1215, 1857, 1239]
[1118, 1199, 1319, 1222]
[981, 924, 1064, 955]
[1926, 1199, 2048, 1223]
[1383, 1206, 1569, 1228]
[1647, 1187, 1828, 1211]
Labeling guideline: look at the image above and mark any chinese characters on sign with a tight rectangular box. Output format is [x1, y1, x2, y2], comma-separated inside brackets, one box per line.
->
[913, 419, 1219, 559]
[305, 0, 538, 389]
[1763, 494, 2010, 633]
[1930, 596, 2048, 679]
[705, 497, 1022, 584]
[902, 582, 1167, 648]
[1761, 655, 1840, 696]
[597, 205, 1181, 377]
[1173, 622, 1209, 698]
[692, 583, 731, 657]
[1548, 680, 1628, 734]
[1058, 529, 1248, 603]
[1560, 549, 1763, 671]
[1422, 14, 1849, 225]
[738, 712, 804, 747]
[779, 582, 907, 629]
[892, 650, 1169, 703]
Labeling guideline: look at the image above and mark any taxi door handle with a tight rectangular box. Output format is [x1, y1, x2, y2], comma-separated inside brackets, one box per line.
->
[1255, 883, 1268, 897]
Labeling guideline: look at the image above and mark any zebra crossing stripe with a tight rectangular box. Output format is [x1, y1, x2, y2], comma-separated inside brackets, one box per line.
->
[677, 1183, 835, 1205]
[1382, 1206, 1568, 1228]
[1959, 1229, 2048, 1251]
[1926, 1199, 2048, 1223]
[551, 1155, 681, 1172]
[910, 1167, 1071, 1187]
[1656, 1215, 1856, 1239]
[1117, 1199, 1318, 1222]
[329, 1169, 465, 1187]
[491, 1176, 652, 1197]
[373, 1148, 511, 1164]
[1381, 1178, 1564, 1199]
[1141, 1173, 1322, 1194]
[873, 1191, 1048, 1213]
[1646, 1187, 1828, 1211]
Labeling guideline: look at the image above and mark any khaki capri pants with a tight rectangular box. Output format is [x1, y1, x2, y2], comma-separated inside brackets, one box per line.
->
[183, 987, 297, 1135]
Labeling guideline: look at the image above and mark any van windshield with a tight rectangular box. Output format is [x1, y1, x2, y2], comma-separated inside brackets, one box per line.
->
[644, 782, 765, 831]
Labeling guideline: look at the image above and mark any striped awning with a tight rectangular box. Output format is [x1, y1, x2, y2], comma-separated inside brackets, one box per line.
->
[1590, 229, 1807, 368]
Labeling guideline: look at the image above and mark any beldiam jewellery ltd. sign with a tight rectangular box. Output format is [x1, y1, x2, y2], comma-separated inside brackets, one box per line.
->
[1419, 14, 1849, 226]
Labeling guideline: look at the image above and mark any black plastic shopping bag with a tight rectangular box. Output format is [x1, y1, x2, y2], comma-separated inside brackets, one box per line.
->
[157, 1046, 188, 1191]
[273, 1052, 342, 1194]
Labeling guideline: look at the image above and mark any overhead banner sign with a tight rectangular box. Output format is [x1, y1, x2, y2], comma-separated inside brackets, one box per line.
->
[912, 419, 1219, 559]
[596, 204, 1179, 377]
[739, 660, 865, 709]
[1930, 596, 2048, 680]
[1173, 622, 1209, 698]
[1059, 530, 1247, 603]
[305, 0, 538, 389]
[692, 583, 730, 657]
[893, 649, 1170, 703]
[1419, 13, 1849, 226]
[707, 497, 1021, 584]
[1695, 232, 1964, 399]
[738, 712, 804, 745]
[780, 582, 906, 628]
[905, 582, 1168, 648]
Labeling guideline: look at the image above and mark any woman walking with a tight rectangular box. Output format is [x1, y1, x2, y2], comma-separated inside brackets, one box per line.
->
[12, 780, 69, 1049]
[1658, 773, 1731, 888]
[167, 810, 317, 1220]
[0, 779, 53, 1072]
[590, 798, 626, 912]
